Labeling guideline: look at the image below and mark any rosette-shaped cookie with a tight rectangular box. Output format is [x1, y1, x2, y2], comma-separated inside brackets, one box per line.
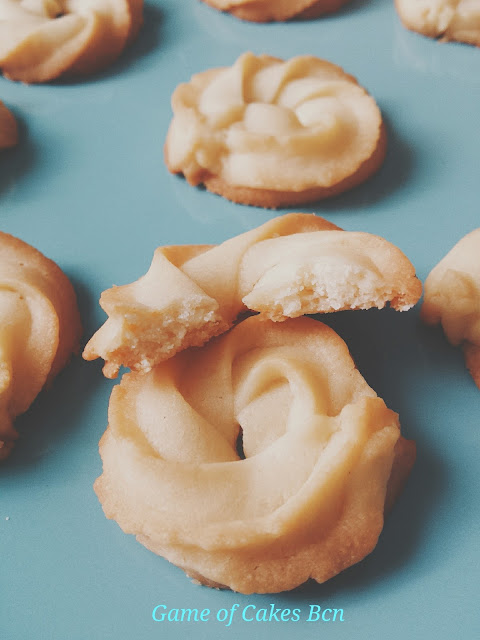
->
[421, 228, 480, 389]
[165, 53, 387, 208]
[0, 101, 18, 148]
[95, 316, 416, 594]
[0, 0, 143, 83]
[200, 0, 352, 22]
[83, 213, 422, 378]
[395, 0, 480, 47]
[0, 232, 82, 460]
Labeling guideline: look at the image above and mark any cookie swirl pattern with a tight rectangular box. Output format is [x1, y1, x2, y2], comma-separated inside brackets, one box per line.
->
[165, 53, 386, 207]
[95, 316, 416, 594]
[0, 0, 143, 83]
[0, 232, 82, 460]
[84, 213, 422, 378]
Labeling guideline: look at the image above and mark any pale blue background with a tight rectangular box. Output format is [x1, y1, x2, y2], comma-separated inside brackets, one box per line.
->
[1, 1, 480, 638]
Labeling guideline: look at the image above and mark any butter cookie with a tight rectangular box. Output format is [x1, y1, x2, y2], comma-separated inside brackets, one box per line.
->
[0, 0, 143, 83]
[395, 0, 480, 47]
[421, 228, 480, 388]
[95, 316, 416, 594]
[165, 53, 386, 208]
[0, 232, 82, 460]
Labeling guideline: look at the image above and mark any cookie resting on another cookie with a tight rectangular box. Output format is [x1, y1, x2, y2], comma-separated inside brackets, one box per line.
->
[0, 232, 82, 460]
[83, 213, 422, 378]
[421, 228, 480, 389]
[395, 0, 480, 47]
[0, 101, 18, 149]
[95, 315, 416, 594]
[200, 0, 352, 22]
[0, 0, 143, 83]
[165, 53, 387, 208]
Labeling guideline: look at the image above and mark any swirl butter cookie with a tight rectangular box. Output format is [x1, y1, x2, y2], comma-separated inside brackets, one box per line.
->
[200, 0, 352, 23]
[83, 213, 422, 378]
[0, 232, 82, 460]
[95, 315, 416, 594]
[421, 228, 480, 389]
[0, 101, 18, 149]
[395, 0, 480, 47]
[0, 0, 143, 83]
[165, 53, 387, 208]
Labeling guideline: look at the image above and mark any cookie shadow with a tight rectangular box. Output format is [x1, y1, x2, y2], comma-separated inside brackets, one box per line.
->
[281, 308, 446, 599]
[0, 113, 35, 199]
[285, 445, 444, 601]
[103, 3, 164, 78]
[298, 114, 414, 214]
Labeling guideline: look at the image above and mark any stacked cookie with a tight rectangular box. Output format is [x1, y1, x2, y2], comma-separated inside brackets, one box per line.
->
[85, 213, 420, 594]
[2, 0, 477, 603]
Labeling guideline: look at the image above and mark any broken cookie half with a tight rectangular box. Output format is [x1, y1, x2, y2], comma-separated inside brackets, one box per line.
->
[84, 213, 422, 378]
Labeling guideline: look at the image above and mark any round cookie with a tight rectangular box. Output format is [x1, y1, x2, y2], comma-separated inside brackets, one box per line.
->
[200, 0, 352, 23]
[0, 0, 144, 83]
[395, 0, 480, 47]
[83, 213, 422, 377]
[421, 227, 480, 389]
[165, 53, 387, 208]
[95, 315, 416, 594]
[0, 100, 18, 149]
[0, 232, 82, 460]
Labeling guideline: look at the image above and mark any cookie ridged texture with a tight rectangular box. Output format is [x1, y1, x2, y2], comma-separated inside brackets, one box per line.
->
[421, 227, 480, 389]
[0, 100, 18, 149]
[165, 53, 386, 207]
[395, 0, 480, 47]
[83, 213, 422, 378]
[95, 316, 415, 594]
[0, 0, 144, 83]
[201, 0, 352, 22]
[0, 232, 82, 460]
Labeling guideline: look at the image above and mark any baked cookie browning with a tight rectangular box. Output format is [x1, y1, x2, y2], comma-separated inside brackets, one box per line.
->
[165, 53, 387, 208]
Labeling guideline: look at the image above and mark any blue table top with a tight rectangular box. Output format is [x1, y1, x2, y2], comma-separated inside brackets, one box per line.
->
[1, 1, 480, 639]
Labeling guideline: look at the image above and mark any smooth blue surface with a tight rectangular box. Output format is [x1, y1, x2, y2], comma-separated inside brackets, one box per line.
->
[1, 1, 480, 639]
